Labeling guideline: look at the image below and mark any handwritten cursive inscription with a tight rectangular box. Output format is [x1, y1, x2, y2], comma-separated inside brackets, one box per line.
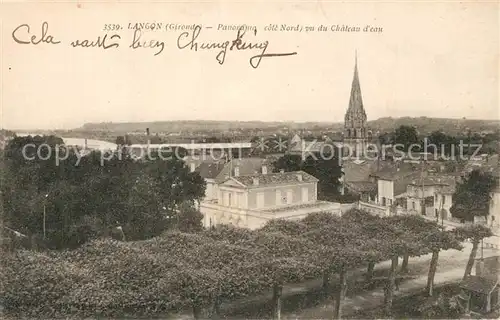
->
[177, 25, 297, 68]
[129, 29, 165, 56]
[12, 22, 61, 45]
[70, 34, 121, 49]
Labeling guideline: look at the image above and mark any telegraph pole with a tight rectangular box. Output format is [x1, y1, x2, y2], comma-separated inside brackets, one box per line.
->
[43, 204, 46, 239]
[43, 193, 48, 239]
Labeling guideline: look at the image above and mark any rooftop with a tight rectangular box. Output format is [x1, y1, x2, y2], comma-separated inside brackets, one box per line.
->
[460, 276, 498, 294]
[345, 181, 376, 193]
[229, 170, 318, 188]
[215, 158, 271, 183]
[196, 162, 225, 179]
[408, 174, 457, 187]
[289, 140, 342, 153]
[262, 200, 338, 213]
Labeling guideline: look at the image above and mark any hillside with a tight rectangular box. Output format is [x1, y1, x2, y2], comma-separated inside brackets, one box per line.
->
[368, 117, 500, 135]
[79, 120, 340, 133]
[76, 117, 499, 135]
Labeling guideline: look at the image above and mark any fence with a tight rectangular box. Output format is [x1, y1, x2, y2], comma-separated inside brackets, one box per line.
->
[358, 201, 390, 217]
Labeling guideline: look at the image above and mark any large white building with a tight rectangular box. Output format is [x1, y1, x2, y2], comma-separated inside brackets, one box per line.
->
[196, 158, 341, 230]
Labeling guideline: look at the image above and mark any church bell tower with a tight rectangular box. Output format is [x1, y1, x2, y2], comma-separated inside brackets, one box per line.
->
[344, 51, 368, 157]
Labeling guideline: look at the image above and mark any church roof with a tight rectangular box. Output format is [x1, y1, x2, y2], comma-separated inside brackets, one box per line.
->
[345, 52, 367, 122]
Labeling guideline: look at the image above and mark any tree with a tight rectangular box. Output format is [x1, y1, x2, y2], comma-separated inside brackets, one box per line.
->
[453, 224, 493, 280]
[177, 202, 204, 233]
[115, 136, 126, 146]
[450, 169, 497, 222]
[378, 131, 394, 145]
[272, 154, 302, 172]
[427, 131, 457, 156]
[393, 125, 419, 152]
[2, 136, 206, 248]
[303, 155, 342, 199]
[421, 230, 462, 296]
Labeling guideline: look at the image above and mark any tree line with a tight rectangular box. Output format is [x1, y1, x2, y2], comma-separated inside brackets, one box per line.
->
[379, 125, 498, 155]
[1, 209, 492, 319]
[2, 135, 206, 249]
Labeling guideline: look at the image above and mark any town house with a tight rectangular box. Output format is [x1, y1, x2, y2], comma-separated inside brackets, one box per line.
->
[199, 168, 341, 230]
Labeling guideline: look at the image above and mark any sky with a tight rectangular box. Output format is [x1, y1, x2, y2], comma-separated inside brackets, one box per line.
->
[0, 1, 498, 130]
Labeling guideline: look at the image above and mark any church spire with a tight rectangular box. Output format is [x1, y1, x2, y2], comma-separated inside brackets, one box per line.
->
[355, 49, 358, 70]
[347, 51, 365, 117]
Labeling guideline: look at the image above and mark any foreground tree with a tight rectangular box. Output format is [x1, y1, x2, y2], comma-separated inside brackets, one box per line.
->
[450, 169, 497, 222]
[177, 202, 204, 233]
[422, 230, 463, 296]
[2, 136, 206, 248]
[453, 224, 493, 280]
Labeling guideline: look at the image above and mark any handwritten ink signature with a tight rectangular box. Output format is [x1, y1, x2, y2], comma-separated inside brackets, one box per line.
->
[129, 29, 165, 56]
[12, 22, 61, 45]
[10, 22, 298, 68]
[177, 25, 297, 68]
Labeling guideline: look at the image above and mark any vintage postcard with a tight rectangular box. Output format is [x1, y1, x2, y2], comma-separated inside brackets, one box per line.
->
[0, 1, 499, 319]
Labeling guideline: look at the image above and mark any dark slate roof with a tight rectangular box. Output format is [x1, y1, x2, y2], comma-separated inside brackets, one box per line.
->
[289, 141, 342, 153]
[231, 170, 318, 188]
[196, 162, 225, 179]
[343, 160, 379, 182]
[345, 181, 376, 193]
[408, 175, 458, 187]
[215, 158, 271, 183]
[394, 172, 422, 196]
[343, 160, 417, 183]
[460, 276, 498, 294]
[370, 162, 420, 181]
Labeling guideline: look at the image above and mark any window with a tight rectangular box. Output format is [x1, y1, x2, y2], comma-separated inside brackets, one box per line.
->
[301, 187, 309, 202]
[381, 197, 386, 206]
[228, 193, 232, 207]
[442, 195, 445, 205]
[256, 192, 264, 208]
[276, 190, 281, 205]
[412, 201, 416, 210]
[286, 190, 293, 204]
[281, 193, 288, 204]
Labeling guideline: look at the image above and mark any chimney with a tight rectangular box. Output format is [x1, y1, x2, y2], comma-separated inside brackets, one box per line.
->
[190, 162, 196, 172]
[234, 166, 240, 177]
[252, 177, 259, 186]
[262, 165, 268, 174]
[296, 173, 303, 182]
[84, 138, 88, 149]
[146, 128, 150, 136]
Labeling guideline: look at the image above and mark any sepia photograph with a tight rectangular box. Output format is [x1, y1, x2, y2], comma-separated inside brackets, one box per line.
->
[0, 1, 499, 319]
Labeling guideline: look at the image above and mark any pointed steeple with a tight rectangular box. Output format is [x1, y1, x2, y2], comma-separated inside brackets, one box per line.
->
[347, 50, 365, 118]
[343, 51, 368, 157]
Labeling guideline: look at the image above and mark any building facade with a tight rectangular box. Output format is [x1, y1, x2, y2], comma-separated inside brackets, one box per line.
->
[199, 170, 341, 230]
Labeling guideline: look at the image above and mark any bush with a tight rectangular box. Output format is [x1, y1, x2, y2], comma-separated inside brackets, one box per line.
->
[178, 205, 203, 233]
